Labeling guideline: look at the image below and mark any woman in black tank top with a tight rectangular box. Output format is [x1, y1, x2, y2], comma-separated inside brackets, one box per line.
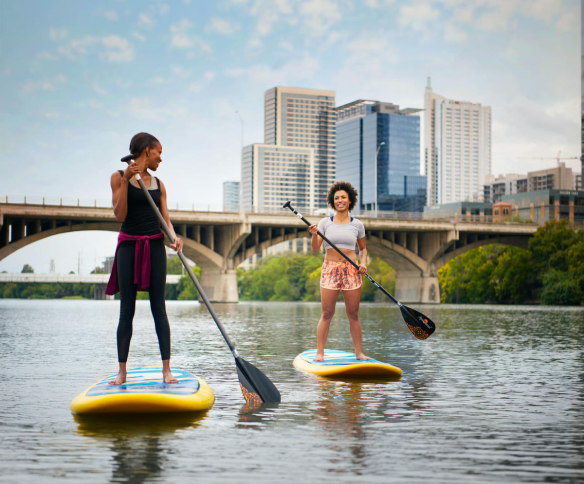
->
[108, 132, 184, 385]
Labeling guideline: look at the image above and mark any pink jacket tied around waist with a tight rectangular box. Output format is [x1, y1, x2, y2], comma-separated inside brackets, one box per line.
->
[105, 232, 165, 295]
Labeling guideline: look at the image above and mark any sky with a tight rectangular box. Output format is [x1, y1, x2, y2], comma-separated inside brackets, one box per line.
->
[0, 0, 580, 274]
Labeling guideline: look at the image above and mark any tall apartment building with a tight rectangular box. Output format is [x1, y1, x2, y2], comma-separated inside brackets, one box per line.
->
[222, 181, 240, 212]
[336, 100, 425, 213]
[262, 86, 336, 211]
[425, 78, 492, 205]
[241, 144, 314, 213]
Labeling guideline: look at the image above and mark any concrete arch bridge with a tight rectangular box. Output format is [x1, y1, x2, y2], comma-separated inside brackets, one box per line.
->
[0, 201, 538, 303]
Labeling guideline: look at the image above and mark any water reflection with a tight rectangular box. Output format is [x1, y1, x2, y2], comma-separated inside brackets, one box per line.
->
[74, 412, 208, 484]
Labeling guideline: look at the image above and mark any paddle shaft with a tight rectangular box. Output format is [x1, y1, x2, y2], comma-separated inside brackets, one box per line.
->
[285, 203, 402, 307]
[124, 168, 239, 356]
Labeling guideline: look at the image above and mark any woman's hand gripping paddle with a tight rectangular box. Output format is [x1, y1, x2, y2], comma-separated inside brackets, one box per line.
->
[282, 200, 436, 340]
[121, 154, 281, 404]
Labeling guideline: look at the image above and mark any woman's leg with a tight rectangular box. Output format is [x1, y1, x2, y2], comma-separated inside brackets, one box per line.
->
[110, 244, 137, 385]
[315, 287, 340, 361]
[149, 239, 178, 383]
[342, 286, 368, 360]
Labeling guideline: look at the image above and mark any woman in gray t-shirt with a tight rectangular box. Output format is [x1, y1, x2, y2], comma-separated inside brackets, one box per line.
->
[308, 181, 369, 362]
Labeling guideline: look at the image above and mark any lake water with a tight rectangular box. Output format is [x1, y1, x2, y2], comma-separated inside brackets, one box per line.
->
[0, 299, 583, 483]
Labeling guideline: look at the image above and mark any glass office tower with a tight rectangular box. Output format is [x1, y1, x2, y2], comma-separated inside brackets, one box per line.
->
[336, 100, 425, 213]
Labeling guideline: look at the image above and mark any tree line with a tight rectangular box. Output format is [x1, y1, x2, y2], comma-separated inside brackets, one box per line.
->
[439, 220, 584, 305]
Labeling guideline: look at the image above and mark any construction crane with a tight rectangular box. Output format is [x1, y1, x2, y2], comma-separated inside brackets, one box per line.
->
[517, 150, 579, 166]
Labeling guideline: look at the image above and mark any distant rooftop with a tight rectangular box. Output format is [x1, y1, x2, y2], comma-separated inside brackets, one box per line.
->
[335, 99, 422, 122]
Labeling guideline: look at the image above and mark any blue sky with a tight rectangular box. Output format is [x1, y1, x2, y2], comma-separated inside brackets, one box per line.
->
[0, 0, 580, 274]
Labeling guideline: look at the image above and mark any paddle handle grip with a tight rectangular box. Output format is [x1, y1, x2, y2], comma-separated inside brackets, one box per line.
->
[122, 158, 237, 353]
[282, 201, 399, 306]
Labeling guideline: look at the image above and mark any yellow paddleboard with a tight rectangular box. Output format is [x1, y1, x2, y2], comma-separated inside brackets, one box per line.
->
[293, 350, 402, 380]
[71, 367, 214, 414]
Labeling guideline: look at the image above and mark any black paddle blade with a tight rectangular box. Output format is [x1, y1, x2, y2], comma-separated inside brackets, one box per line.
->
[235, 357, 281, 405]
[400, 304, 436, 340]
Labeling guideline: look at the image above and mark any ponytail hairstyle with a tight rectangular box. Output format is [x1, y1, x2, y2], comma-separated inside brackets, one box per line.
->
[129, 132, 160, 157]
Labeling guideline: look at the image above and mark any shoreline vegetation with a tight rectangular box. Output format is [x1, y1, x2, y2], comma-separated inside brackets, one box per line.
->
[1, 221, 582, 305]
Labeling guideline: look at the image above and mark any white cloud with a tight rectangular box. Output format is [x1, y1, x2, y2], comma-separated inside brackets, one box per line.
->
[132, 32, 146, 41]
[57, 35, 134, 62]
[248, 0, 293, 36]
[138, 13, 155, 27]
[170, 19, 212, 53]
[364, 0, 395, 7]
[444, 23, 468, 42]
[88, 99, 104, 109]
[555, 8, 578, 31]
[475, 0, 520, 31]
[95, 9, 119, 22]
[279, 40, 294, 51]
[206, 17, 241, 35]
[128, 97, 188, 121]
[300, 0, 343, 35]
[93, 83, 108, 95]
[225, 55, 320, 86]
[36, 51, 57, 60]
[158, 4, 170, 15]
[189, 71, 216, 92]
[398, 3, 440, 30]
[148, 77, 166, 86]
[49, 27, 68, 41]
[521, 0, 562, 22]
[55, 73, 67, 83]
[22, 81, 55, 92]
[101, 35, 134, 62]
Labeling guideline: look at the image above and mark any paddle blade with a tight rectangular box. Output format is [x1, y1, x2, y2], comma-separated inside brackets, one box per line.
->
[235, 357, 281, 404]
[399, 304, 436, 340]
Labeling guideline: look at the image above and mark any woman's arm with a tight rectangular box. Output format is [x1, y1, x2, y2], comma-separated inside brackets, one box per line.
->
[357, 237, 367, 274]
[159, 180, 184, 252]
[308, 224, 323, 253]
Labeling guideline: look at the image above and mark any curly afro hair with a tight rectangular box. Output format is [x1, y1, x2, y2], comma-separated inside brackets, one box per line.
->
[327, 180, 358, 211]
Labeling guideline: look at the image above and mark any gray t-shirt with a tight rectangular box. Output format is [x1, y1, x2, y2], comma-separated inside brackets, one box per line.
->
[317, 216, 366, 252]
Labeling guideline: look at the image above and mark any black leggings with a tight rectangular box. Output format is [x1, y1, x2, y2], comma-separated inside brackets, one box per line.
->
[116, 238, 171, 363]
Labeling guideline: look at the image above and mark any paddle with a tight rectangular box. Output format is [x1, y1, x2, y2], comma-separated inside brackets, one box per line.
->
[282, 200, 436, 340]
[121, 154, 281, 404]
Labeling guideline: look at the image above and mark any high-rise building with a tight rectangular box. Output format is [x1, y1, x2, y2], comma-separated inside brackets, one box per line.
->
[263, 86, 336, 210]
[336, 100, 425, 213]
[241, 144, 314, 213]
[222, 181, 240, 212]
[424, 78, 492, 205]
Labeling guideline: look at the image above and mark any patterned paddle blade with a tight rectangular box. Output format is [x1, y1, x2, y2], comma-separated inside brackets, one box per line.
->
[400, 305, 436, 340]
[235, 357, 281, 405]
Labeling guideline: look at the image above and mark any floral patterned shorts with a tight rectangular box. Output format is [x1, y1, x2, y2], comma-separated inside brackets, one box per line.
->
[320, 259, 362, 291]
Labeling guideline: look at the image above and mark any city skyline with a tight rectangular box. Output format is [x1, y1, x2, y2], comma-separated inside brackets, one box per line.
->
[0, 0, 580, 273]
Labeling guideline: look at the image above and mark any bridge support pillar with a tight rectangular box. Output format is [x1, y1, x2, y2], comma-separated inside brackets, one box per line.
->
[94, 284, 113, 300]
[395, 271, 440, 304]
[199, 268, 238, 303]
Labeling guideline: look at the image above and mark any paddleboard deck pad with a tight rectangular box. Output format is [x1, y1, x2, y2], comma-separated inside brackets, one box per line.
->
[71, 367, 214, 414]
[293, 350, 402, 380]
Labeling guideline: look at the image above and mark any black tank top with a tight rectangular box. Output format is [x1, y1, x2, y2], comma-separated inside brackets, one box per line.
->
[117, 170, 162, 236]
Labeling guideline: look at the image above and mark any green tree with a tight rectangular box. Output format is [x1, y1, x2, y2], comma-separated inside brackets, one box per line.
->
[90, 266, 107, 274]
[490, 247, 533, 303]
[177, 266, 201, 300]
[540, 270, 583, 305]
[361, 257, 396, 302]
[166, 256, 184, 275]
[21, 264, 34, 273]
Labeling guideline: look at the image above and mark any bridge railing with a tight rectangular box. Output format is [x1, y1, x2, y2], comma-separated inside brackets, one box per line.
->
[2, 196, 581, 226]
[0, 196, 225, 212]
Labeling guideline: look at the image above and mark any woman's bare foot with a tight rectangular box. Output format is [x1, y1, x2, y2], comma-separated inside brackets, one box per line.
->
[313, 352, 325, 362]
[108, 371, 127, 385]
[356, 353, 370, 361]
[163, 369, 179, 383]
